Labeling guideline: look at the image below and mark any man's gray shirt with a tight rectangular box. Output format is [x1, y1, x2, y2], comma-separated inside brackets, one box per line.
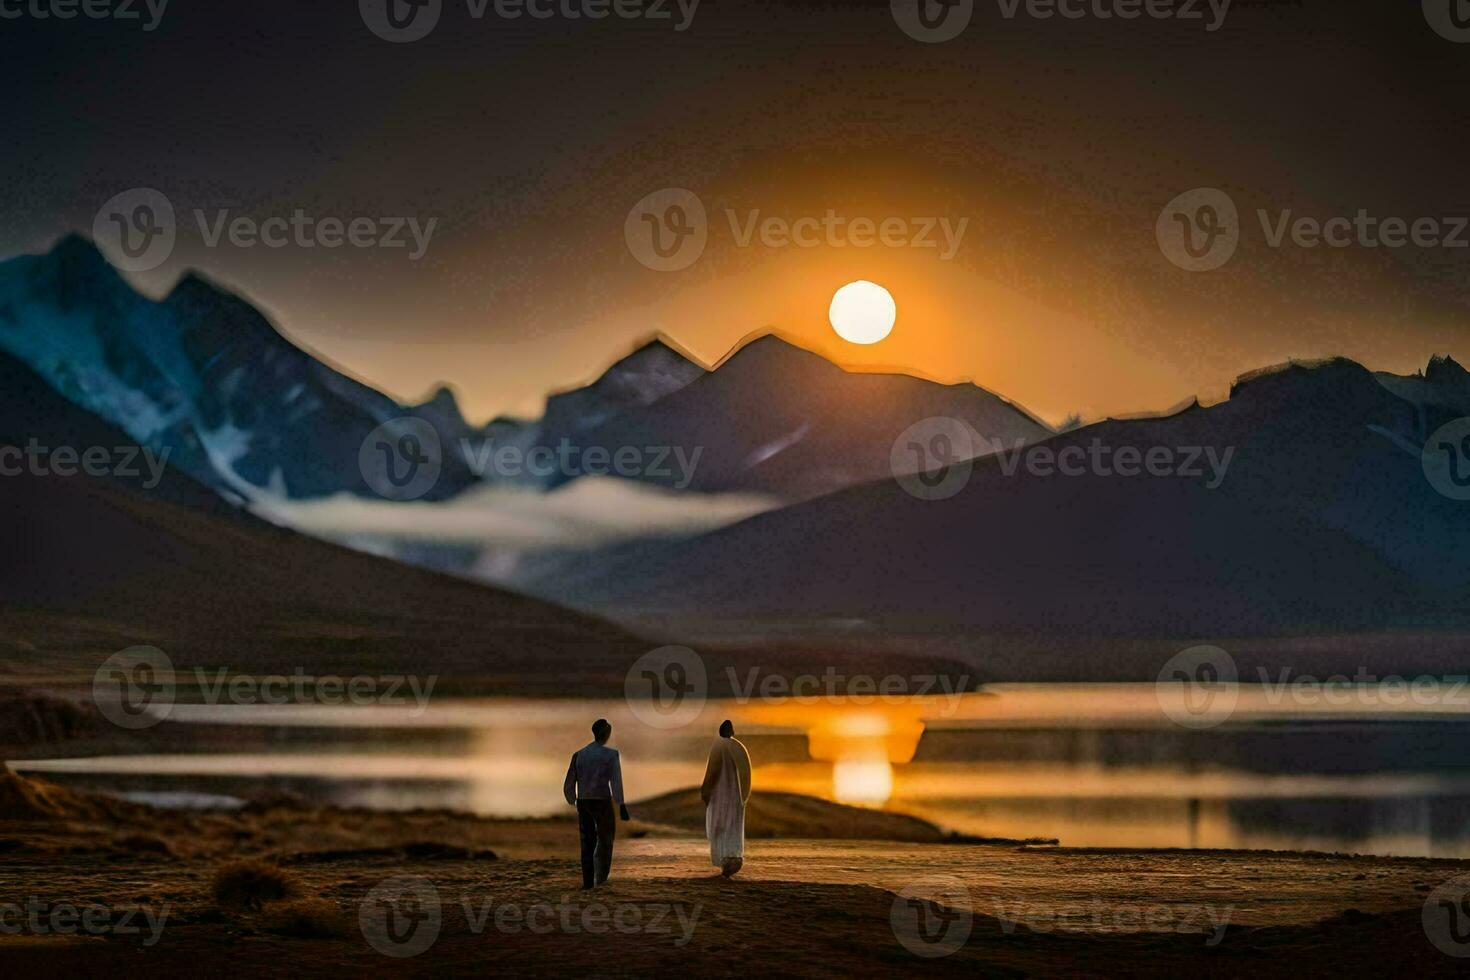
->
[564, 740, 625, 804]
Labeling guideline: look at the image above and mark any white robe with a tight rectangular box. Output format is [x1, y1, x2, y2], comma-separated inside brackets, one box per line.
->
[703, 737, 749, 866]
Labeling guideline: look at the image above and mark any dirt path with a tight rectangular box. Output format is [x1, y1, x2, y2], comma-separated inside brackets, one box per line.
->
[2, 836, 1467, 977]
[2, 772, 1467, 977]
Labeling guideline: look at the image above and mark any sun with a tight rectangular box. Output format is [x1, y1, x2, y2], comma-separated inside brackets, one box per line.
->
[829, 280, 896, 345]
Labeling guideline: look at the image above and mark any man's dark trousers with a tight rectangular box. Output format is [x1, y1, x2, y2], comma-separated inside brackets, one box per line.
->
[577, 798, 616, 887]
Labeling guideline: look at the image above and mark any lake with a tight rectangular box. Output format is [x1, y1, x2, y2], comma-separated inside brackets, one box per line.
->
[16, 684, 1470, 857]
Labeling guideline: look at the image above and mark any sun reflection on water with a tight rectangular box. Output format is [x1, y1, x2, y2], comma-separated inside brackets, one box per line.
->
[832, 758, 894, 806]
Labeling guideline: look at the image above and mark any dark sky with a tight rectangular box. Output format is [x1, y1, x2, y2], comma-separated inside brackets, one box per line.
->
[5, 0, 1469, 424]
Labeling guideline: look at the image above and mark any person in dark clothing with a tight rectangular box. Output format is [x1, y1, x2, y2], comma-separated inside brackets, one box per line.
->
[563, 718, 630, 889]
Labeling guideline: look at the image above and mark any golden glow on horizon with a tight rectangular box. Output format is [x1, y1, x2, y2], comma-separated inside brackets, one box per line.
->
[832, 759, 894, 806]
[829, 280, 897, 345]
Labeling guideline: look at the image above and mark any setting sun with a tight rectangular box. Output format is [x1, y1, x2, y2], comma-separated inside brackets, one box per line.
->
[829, 280, 896, 345]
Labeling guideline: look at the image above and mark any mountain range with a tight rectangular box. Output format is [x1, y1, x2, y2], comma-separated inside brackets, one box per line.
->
[544, 355, 1470, 676]
[0, 343, 658, 691]
[0, 237, 1053, 584]
[3, 236, 1469, 682]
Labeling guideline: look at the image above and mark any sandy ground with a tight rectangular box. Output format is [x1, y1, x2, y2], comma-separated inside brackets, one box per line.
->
[1, 772, 1467, 977]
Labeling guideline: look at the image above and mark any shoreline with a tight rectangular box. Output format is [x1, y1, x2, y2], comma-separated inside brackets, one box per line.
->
[1, 770, 1466, 975]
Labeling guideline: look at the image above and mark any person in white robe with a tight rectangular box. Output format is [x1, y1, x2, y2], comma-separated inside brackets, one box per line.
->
[700, 719, 752, 877]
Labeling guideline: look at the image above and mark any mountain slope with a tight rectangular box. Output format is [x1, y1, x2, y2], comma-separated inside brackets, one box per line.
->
[546, 333, 1051, 500]
[560, 358, 1470, 648]
[0, 236, 481, 502]
[0, 349, 651, 690]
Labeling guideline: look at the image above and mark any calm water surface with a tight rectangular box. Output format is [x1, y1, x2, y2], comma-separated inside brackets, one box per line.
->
[18, 685, 1470, 857]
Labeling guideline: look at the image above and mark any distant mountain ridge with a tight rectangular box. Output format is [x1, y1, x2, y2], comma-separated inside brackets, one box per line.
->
[550, 354, 1470, 658]
[0, 238, 1047, 510]
[0, 345, 655, 686]
[536, 331, 1052, 499]
[0, 235, 483, 502]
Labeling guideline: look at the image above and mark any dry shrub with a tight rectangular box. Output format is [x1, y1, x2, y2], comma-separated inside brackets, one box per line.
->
[211, 859, 298, 909]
